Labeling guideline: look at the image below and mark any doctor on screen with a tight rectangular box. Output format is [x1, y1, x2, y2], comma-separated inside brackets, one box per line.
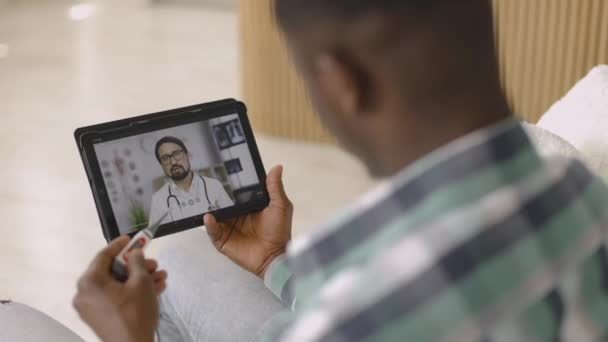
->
[148, 136, 234, 225]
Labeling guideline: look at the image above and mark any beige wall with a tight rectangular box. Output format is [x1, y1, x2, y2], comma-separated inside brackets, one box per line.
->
[240, 0, 608, 143]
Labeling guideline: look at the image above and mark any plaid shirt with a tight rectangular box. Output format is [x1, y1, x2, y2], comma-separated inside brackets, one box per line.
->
[262, 118, 608, 342]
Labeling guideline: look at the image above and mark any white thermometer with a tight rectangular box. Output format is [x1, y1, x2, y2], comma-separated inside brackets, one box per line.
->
[111, 212, 169, 282]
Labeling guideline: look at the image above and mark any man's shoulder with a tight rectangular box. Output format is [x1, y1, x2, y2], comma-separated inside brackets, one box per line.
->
[542, 155, 608, 192]
[284, 155, 608, 342]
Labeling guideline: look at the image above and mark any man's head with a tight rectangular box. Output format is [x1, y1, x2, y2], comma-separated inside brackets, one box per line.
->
[155, 137, 191, 181]
[274, 0, 510, 177]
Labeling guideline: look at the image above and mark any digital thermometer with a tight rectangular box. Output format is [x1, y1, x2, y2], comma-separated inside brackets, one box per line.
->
[111, 212, 169, 282]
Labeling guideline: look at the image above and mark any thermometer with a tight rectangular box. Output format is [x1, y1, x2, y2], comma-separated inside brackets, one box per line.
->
[111, 212, 169, 282]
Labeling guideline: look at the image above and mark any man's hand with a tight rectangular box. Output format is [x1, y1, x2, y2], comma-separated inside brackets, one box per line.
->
[73, 236, 168, 342]
[205, 165, 293, 278]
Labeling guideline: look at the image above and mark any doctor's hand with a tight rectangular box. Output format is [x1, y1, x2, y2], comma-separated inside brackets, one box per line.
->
[204, 165, 293, 279]
[73, 236, 168, 342]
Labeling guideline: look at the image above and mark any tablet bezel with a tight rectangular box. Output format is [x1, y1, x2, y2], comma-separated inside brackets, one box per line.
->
[75, 99, 270, 242]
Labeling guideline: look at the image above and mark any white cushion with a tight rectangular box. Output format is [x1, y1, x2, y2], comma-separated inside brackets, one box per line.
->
[523, 123, 583, 161]
[0, 302, 84, 342]
[535, 65, 608, 180]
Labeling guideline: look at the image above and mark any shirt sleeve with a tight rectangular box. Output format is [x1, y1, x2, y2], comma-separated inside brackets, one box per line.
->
[263, 254, 296, 309]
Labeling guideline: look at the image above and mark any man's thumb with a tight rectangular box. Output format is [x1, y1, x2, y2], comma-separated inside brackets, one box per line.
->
[126, 249, 147, 279]
[266, 165, 290, 208]
[204, 214, 220, 239]
[204, 214, 229, 252]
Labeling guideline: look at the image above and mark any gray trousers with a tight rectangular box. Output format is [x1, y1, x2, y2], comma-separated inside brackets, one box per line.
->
[1, 229, 284, 342]
[155, 228, 285, 341]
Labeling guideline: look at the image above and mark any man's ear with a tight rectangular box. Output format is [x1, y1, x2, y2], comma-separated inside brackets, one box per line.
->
[314, 53, 362, 116]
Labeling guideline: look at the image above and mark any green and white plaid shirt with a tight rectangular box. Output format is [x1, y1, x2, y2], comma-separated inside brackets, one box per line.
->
[262, 117, 608, 342]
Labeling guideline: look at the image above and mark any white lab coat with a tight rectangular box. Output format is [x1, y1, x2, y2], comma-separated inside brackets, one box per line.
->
[148, 175, 234, 225]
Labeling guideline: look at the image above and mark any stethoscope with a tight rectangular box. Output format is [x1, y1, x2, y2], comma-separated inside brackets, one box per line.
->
[166, 175, 213, 220]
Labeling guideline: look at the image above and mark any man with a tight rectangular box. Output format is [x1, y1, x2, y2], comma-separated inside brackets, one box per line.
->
[148, 136, 234, 225]
[75, 0, 608, 341]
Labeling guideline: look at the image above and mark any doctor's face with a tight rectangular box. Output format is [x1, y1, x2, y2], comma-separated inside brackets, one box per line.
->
[158, 142, 191, 181]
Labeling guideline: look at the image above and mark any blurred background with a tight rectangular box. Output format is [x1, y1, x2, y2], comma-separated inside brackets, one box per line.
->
[1, 0, 607, 340]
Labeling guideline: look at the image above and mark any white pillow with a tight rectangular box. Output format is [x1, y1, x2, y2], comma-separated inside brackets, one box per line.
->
[0, 302, 84, 342]
[523, 123, 582, 161]
[536, 65, 608, 180]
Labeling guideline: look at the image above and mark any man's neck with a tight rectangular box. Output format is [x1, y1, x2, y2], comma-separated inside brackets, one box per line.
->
[174, 171, 194, 192]
[376, 101, 512, 178]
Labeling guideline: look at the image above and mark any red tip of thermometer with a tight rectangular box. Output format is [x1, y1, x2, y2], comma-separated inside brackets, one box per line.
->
[111, 212, 169, 282]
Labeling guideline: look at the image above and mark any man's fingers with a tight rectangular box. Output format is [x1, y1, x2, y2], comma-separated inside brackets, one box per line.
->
[145, 259, 158, 273]
[155, 280, 167, 295]
[126, 249, 148, 281]
[90, 236, 130, 271]
[153, 270, 168, 282]
[152, 270, 168, 295]
[266, 165, 291, 209]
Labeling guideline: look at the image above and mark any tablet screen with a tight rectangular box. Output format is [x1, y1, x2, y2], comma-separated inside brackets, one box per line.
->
[92, 113, 262, 234]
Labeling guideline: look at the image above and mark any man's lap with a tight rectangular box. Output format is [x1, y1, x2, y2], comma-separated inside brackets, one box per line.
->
[156, 228, 285, 342]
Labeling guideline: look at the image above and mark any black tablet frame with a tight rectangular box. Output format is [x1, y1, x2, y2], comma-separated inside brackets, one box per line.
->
[75, 99, 269, 242]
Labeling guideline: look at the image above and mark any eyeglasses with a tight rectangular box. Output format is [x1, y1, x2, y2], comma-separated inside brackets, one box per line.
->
[160, 149, 186, 165]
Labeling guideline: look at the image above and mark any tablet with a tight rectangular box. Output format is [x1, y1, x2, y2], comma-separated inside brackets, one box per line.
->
[75, 99, 269, 242]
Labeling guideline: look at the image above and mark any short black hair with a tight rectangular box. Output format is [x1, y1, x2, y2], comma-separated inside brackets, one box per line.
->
[274, 0, 497, 110]
[155, 136, 189, 163]
[274, 0, 449, 31]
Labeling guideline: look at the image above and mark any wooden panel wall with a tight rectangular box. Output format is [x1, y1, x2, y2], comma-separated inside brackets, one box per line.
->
[240, 0, 608, 143]
[493, 0, 608, 122]
[239, 0, 333, 143]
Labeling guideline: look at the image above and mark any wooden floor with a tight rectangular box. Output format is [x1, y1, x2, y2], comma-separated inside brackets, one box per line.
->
[0, 1, 374, 340]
